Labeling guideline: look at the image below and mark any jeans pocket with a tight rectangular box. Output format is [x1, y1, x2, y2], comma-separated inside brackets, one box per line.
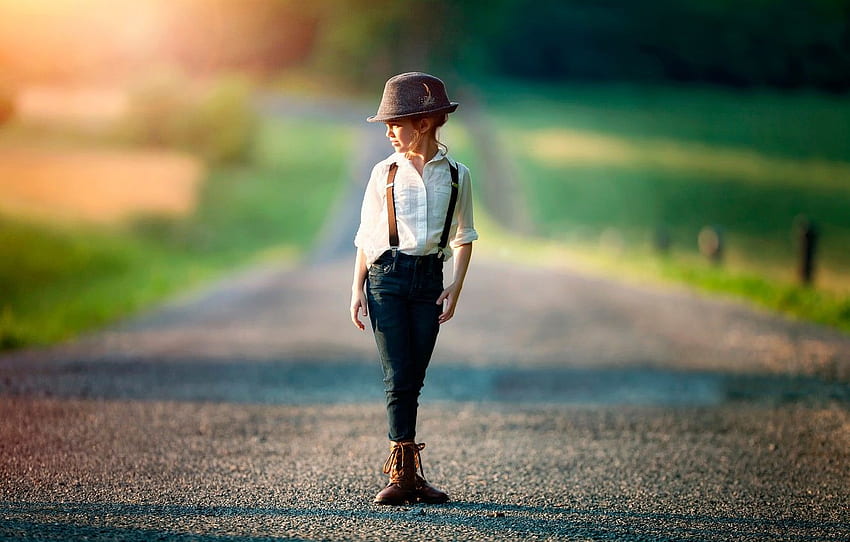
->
[369, 262, 392, 277]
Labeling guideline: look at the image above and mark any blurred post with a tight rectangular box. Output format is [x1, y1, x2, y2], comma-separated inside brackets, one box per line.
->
[795, 215, 818, 286]
[698, 225, 724, 265]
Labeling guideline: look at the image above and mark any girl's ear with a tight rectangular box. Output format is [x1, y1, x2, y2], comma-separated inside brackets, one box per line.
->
[417, 117, 434, 133]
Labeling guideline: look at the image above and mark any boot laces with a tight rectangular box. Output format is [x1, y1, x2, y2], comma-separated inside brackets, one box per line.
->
[382, 442, 427, 484]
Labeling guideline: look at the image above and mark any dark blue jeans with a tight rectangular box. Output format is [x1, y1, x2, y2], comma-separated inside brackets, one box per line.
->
[367, 250, 443, 442]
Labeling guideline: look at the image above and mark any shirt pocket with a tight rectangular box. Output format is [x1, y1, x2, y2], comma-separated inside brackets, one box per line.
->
[393, 183, 416, 215]
[429, 184, 453, 221]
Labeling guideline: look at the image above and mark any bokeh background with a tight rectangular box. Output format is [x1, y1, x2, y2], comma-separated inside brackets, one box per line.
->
[1, 0, 849, 349]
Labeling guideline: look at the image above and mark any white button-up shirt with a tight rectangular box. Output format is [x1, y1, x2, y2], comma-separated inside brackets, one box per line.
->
[354, 150, 479, 266]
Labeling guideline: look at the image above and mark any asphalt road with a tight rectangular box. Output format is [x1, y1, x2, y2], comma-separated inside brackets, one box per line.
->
[1, 99, 849, 541]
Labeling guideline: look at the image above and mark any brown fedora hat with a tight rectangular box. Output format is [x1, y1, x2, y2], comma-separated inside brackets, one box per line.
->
[367, 72, 459, 123]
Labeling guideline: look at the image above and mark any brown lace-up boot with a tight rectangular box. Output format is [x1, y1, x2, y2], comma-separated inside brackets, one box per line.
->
[374, 441, 417, 505]
[374, 441, 449, 505]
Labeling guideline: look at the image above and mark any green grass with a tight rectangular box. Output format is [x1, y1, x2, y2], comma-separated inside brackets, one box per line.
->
[519, 162, 850, 271]
[0, 116, 353, 349]
[482, 80, 850, 161]
[474, 81, 850, 331]
[471, 219, 850, 337]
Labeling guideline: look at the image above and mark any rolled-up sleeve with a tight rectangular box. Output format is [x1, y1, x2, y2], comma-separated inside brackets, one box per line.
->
[450, 164, 479, 248]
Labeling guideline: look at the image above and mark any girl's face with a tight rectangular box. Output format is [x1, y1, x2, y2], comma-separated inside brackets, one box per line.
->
[385, 119, 419, 153]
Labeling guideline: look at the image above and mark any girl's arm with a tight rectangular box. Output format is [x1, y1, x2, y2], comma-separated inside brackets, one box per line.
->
[437, 242, 473, 324]
[350, 247, 369, 330]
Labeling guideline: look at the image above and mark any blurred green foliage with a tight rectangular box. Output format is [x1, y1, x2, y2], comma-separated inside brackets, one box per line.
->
[0, 116, 353, 349]
[463, 0, 850, 91]
[184, 0, 850, 91]
[122, 72, 258, 163]
[3, 0, 846, 92]
[488, 83, 850, 263]
[472, 81, 850, 329]
[282, 0, 850, 91]
[484, 81, 850, 161]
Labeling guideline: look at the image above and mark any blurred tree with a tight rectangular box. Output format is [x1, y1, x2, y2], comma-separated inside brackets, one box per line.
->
[476, 0, 850, 90]
[0, 0, 847, 92]
[306, 0, 411, 86]
[122, 71, 257, 164]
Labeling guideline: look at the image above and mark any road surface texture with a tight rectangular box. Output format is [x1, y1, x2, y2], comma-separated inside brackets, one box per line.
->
[2, 97, 849, 541]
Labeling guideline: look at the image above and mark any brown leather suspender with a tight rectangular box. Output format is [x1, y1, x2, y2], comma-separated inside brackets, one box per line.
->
[385, 161, 459, 258]
[385, 163, 400, 248]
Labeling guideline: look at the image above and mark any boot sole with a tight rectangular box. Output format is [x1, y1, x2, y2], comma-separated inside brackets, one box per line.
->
[373, 494, 449, 505]
[373, 496, 416, 505]
[373, 488, 417, 506]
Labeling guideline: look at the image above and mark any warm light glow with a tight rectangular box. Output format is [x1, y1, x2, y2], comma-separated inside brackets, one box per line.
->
[0, 0, 312, 85]
[0, 0, 169, 84]
[17, 86, 128, 122]
[0, 146, 204, 223]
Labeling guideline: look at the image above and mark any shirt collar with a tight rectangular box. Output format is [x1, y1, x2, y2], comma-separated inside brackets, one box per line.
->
[428, 148, 447, 164]
[389, 149, 448, 166]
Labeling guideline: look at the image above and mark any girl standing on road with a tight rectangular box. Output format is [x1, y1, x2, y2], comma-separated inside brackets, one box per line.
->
[350, 72, 478, 505]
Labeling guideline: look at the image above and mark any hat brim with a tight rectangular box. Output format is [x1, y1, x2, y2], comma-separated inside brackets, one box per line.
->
[366, 103, 459, 123]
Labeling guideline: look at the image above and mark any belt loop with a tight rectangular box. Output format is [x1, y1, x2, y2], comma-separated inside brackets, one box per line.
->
[391, 247, 398, 272]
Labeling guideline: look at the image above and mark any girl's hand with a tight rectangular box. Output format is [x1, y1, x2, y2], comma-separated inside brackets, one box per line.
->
[437, 282, 462, 324]
[350, 289, 368, 330]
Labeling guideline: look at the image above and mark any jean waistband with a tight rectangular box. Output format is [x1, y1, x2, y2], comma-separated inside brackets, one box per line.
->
[376, 249, 443, 270]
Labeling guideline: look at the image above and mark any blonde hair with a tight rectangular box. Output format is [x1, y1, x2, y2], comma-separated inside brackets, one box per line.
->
[405, 113, 449, 159]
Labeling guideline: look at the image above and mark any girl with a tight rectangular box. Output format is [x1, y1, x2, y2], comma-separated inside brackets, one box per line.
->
[350, 72, 478, 505]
